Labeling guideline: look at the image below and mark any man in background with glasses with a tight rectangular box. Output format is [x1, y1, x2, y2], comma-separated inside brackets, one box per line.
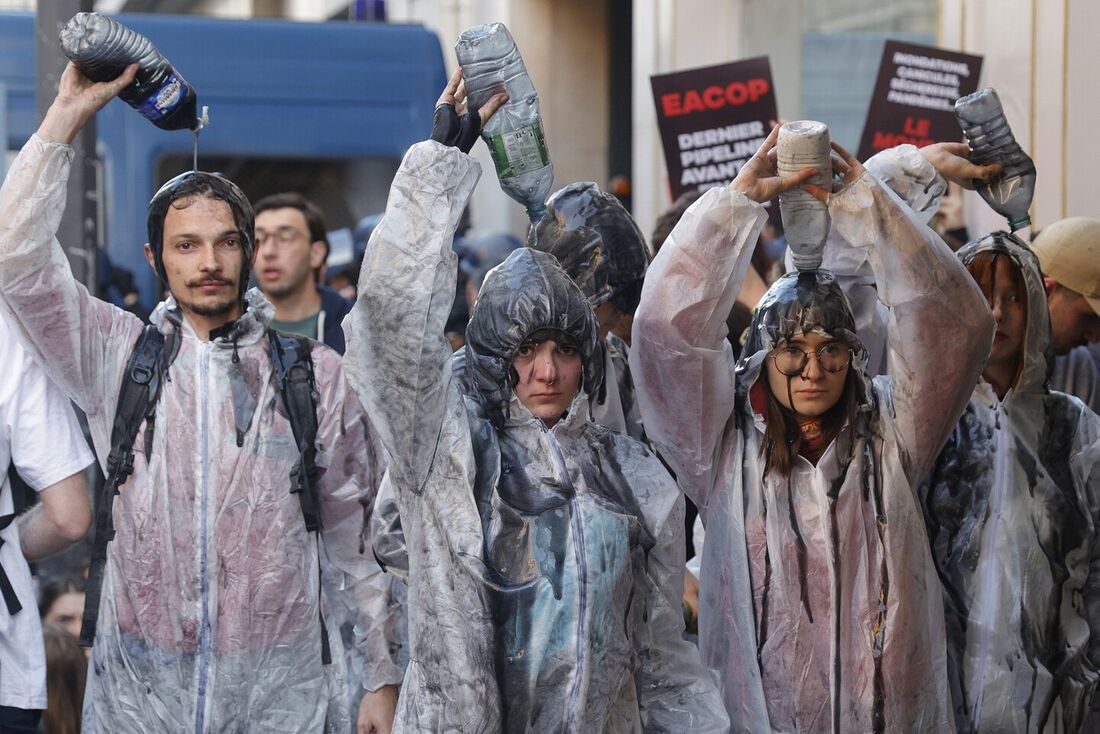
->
[254, 193, 353, 353]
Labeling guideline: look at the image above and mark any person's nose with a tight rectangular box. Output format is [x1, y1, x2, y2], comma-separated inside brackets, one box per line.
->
[256, 235, 276, 259]
[801, 351, 824, 381]
[535, 350, 559, 385]
[991, 298, 1005, 322]
[197, 243, 220, 273]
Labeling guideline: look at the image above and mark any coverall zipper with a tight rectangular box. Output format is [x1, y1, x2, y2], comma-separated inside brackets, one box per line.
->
[195, 344, 213, 734]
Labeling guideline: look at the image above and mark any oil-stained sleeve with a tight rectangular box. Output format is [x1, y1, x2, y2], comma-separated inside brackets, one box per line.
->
[341, 140, 481, 491]
[0, 135, 141, 458]
[633, 482, 730, 732]
[631, 187, 766, 513]
[313, 345, 403, 690]
[830, 171, 994, 485]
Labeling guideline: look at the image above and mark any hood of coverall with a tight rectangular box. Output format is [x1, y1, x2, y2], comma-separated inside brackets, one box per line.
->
[465, 247, 602, 429]
[956, 230, 1052, 394]
[529, 181, 650, 313]
[737, 269, 872, 419]
[147, 170, 256, 303]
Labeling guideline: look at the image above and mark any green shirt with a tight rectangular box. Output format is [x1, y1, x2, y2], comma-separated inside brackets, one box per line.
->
[271, 311, 320, 340]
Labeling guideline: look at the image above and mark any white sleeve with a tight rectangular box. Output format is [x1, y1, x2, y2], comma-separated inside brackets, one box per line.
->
[7, 326, 93, 490]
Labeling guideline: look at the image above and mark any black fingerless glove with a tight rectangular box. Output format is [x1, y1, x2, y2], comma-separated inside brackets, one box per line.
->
[430, 103, 482, 154]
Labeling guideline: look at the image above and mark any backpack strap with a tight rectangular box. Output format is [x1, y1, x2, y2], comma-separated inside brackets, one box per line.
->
[0, 463, 39, 615]
[267, 331, 330, 664]
[80, 325, 172, 647]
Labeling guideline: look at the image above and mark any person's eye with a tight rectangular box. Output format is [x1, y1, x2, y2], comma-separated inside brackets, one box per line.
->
[557, 344, 578, 356]
[222, 238, 242, 249]
[821, 343, 843, 356]
[516, 344, 533, 357]
[782, 346, 803, 358]
[176, 241, 194, 251]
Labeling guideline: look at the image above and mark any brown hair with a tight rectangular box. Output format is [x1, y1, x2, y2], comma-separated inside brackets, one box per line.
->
[41, 623, 86, 734]
[965, 250, 1028, 319]
[760, 367, 863, 477]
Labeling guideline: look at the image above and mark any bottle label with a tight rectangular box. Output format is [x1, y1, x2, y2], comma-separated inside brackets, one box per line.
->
[489, 122, 549, 179]
[137, 72, 186, 123]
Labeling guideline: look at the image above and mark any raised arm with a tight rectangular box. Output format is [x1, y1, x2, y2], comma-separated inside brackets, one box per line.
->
[632, 127, 815, 511]
[342, 70, 506, 491]
[827, 144, 994, 484]
[0, 63, 142, 431]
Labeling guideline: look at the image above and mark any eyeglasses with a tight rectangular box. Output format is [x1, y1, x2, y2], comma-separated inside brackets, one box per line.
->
[770, 342, 851, 376]
[255, 226, 303, 247]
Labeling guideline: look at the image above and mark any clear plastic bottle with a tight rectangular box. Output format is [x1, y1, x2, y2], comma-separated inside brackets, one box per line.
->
[777, 121, 832, 272]
[455, 23, 553, 221]
[954, 88, 1036, 231]
[60, 12, 199, 131]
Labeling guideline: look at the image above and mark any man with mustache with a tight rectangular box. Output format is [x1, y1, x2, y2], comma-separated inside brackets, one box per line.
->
[0, 63, 393, 733]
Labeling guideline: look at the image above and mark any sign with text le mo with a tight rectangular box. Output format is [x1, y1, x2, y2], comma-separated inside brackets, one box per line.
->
[650, 57, 777, 203]
[857, 40, 983, 160]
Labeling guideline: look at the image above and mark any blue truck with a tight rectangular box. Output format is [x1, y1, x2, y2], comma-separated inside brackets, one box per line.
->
[0, 11, 446, 308]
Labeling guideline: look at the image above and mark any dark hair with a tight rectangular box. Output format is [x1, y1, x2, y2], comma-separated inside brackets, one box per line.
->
[254, 193, 330, 279]
[42, 623, 86, 734]
[650, 190, 704, 254]
[38, 575, 85, 619]
[760, 366, 863, 478]
[147, 171, 255, 302]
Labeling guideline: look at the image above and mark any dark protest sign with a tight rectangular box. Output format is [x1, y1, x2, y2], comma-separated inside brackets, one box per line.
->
[650, 57, 777, 203]
[857, 40, 983, 160]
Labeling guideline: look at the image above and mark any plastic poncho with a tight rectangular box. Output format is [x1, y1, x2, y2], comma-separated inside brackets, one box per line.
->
[530, 181, 652, 443]
[921, 231, 1100, 733]
[783, 144, 948, 376]
[0, 135, 391, 733]
[632, 171, 994, 732]
[343, 140, 729, 733]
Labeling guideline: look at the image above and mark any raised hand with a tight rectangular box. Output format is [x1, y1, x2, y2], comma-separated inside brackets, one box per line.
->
[38, 62, 138, 145]
[730, 124, 818, 204]
[431, 67, 508, 153]
[802, 141, 865, 203]
[919, 141, 1003, 190]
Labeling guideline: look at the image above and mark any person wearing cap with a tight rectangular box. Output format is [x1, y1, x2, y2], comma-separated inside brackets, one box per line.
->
[0, 63, 395, 733]
[1032, 217, 1100, 413]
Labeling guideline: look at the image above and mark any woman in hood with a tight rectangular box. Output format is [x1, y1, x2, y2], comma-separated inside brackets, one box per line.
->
[632, 127, 995, 732]
[343, 69, 729, 733]
[921, 232, 1100, 733]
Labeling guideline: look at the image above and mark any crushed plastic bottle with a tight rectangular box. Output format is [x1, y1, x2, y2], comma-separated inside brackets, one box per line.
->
[955, 88, 1036, 232]
[777, 121, 832, 271]
[455, 23, 553, 221]
[60, 12, 199, 131]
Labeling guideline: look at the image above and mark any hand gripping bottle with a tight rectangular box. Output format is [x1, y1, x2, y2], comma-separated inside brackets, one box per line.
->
[954, 88, 1036, 231]
[60, 12, 199, 131]
[777, 121, 832, 272]
[455, 23, 553, 221]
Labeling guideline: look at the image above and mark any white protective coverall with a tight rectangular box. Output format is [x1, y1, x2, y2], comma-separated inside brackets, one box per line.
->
[782, 143, 948, 376]
[921, 231, 1100, 733]
[0, 135, 390, 733]
[632, 170, 994, 732]
[343, 140, 730, 732]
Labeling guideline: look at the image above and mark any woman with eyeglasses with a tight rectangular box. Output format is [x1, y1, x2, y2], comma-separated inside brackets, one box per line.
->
[632, 127, 995, 732]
